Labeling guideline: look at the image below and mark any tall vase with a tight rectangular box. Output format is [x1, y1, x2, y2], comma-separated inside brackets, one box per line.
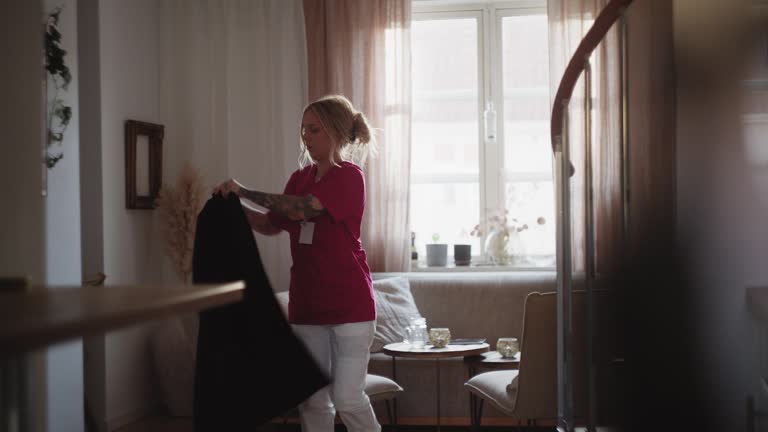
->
[484, 229, 510, 265]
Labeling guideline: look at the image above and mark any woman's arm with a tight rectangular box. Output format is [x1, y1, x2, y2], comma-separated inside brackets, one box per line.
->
[239, 188, 325, 221]
[212, 178, 325, 221]
[243, 206, 281, 236]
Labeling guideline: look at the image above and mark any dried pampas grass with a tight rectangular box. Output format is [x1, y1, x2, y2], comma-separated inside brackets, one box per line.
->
[156, 163, 206, 284]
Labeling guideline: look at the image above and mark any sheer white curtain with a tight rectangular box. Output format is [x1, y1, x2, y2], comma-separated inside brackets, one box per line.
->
[548, 0, 622, 273]
[158, 0, 307, 292]
[303, 0, 412, 272]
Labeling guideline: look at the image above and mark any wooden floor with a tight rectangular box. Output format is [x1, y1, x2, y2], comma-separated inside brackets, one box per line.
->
[115, 416, 553, 432]
[114, 417, 192, 432]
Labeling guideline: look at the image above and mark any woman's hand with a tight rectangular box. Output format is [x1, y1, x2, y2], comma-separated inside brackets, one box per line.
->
[243, 207, 281, 236]
[212, 178, 243, 197]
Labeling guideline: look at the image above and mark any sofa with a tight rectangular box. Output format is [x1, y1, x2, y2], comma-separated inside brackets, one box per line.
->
[366, 271, 558, 424]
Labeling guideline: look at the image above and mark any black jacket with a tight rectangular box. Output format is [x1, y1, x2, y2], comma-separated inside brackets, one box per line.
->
[192, 193, 328, 431]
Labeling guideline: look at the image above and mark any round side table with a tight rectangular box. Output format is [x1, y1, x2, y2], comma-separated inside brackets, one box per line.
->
[382, 342, 489, 432]
[464, 350, 521, 377]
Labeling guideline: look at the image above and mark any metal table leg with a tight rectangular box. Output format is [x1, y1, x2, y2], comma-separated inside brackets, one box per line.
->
[467, 363, 477, 429]
[436, 358, 441, 432]
[390, 356, 399, 432]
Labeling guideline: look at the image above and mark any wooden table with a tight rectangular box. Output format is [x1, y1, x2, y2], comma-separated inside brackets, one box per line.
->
[464, 350, 520, 377]
[0, 281, 246, 430]
[0, 281, 245, 357]
[382, 342, 489, 432]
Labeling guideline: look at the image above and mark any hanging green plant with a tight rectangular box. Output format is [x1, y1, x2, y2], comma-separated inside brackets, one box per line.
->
[45, 5, 72, 169]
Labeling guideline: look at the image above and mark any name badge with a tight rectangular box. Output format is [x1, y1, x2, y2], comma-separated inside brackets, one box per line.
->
[299, 222, 315, 245]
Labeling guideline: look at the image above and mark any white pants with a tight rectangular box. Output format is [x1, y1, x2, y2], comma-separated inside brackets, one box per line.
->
[292, 321, 381, 432]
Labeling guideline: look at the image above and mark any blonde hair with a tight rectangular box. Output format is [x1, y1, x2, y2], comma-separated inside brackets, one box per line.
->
[298, 95, 376, 168]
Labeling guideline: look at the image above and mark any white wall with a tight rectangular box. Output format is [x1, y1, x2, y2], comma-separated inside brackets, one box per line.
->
[78, 0, 107, 427]
[157, 0, 307, 296]
[46, 0, 82, 288]
[44, 0, 86, 429]
[78, 1, 307, 428]
[98, 0, 165, 429]
[77, 0, 166, 429]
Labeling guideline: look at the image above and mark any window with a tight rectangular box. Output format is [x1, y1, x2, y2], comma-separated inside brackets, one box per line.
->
[410, 1, 555, 268]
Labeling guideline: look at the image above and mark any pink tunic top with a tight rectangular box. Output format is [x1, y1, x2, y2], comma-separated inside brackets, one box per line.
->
[268, 161, 375, 325]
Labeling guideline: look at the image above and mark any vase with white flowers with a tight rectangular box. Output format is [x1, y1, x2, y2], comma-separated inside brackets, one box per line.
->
[471, 209, 546, 265]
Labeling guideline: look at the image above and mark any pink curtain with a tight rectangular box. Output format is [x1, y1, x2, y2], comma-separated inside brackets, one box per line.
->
[303, 0, 412, 272]
[548, 0, 622, 274]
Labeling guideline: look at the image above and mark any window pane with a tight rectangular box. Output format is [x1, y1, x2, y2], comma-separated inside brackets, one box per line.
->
[410, 183, 481, 258]
[504, 181, 556, 261]
[412, 18, 479, 176]
[411, 17, 480, 262]
[501, 14, 551, 174]
[498, 13, 554, 267]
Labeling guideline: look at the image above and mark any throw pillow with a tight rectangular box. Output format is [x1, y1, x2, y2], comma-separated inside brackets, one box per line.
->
[371, 276, 423, 352]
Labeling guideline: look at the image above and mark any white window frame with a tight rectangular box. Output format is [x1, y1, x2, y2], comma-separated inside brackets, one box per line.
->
[412, 0, 552, 271]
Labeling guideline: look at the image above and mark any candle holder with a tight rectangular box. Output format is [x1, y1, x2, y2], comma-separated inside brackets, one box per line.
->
[429, 327, 451, 348]
[496, 337, 519, 358]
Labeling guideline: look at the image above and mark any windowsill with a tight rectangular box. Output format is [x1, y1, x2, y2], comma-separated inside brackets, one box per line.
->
[409, 257, 555, 273]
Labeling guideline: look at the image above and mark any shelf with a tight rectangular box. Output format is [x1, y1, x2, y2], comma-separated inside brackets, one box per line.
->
[410, 259, 555, 272]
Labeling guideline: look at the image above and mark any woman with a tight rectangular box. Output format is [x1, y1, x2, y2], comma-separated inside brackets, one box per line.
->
[213, 95, 380, 432]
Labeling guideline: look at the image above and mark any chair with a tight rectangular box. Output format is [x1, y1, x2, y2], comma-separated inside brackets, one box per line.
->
[464, 290, 610, 429]
[281, 373, 403, 428]
[365, 373, 404, 428]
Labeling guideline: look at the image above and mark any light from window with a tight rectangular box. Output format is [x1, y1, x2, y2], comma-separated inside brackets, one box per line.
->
[410, 17, 481, 258]
[410, 7, 554, 268]
[501, 14, 555, 261]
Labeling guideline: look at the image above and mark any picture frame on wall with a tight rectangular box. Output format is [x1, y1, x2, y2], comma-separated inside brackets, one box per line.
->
[125, 120, 163, 209]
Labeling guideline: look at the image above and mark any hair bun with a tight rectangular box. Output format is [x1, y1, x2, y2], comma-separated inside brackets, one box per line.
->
[351, 112, 370, 144]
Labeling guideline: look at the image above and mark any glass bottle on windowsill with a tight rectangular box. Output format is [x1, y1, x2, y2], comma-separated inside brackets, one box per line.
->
[411, 232, 418, 262]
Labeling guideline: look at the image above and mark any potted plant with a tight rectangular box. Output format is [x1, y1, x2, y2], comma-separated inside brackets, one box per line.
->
[425, 233, 448, 267]
[453, 243, 472, 266]
[45, 6, 72, 169]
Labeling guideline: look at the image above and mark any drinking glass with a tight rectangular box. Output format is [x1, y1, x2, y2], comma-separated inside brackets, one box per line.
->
[403, 317, 428, 348]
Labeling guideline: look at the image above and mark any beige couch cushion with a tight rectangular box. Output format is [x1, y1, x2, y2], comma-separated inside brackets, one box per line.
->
[403, 272, 557, 346]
